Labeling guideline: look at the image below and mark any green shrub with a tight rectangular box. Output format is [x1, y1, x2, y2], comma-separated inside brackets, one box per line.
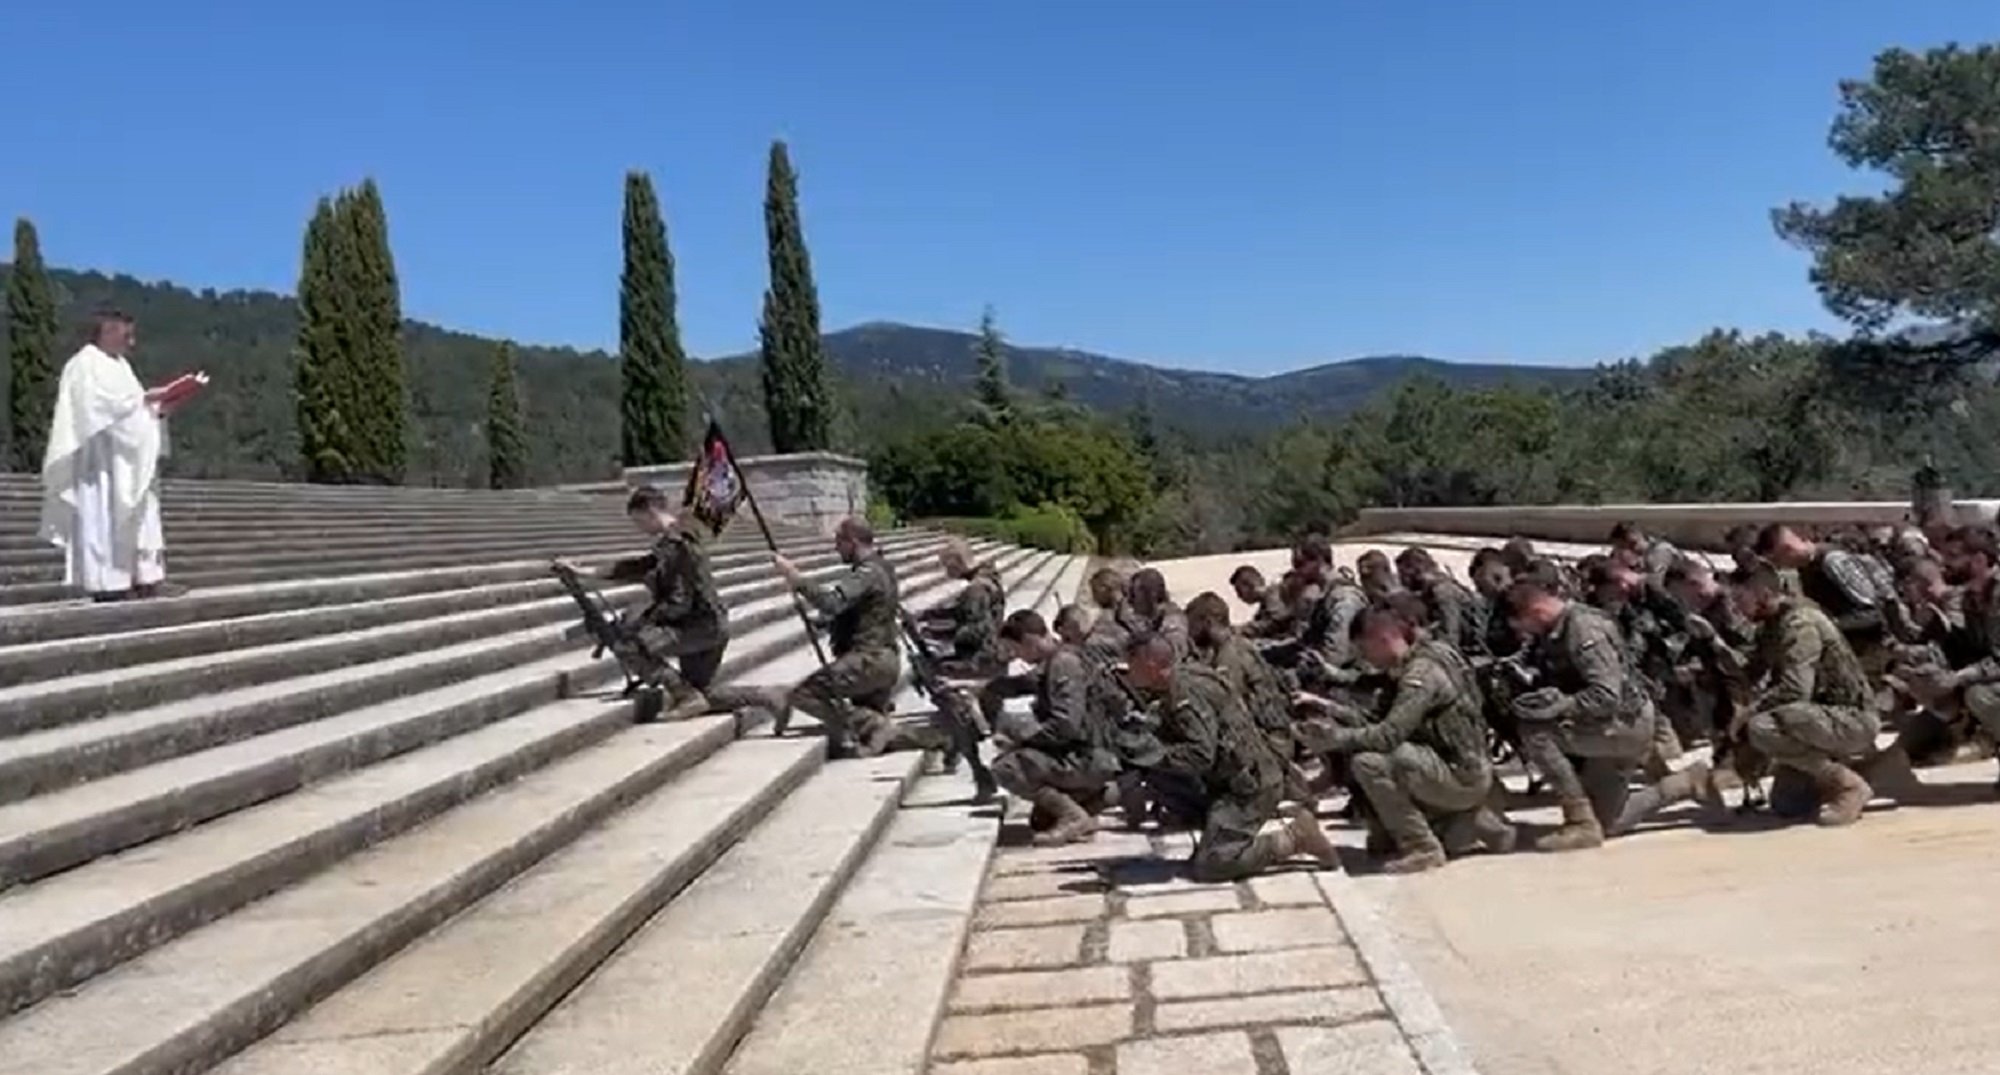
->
[921, 502, 1097, 555]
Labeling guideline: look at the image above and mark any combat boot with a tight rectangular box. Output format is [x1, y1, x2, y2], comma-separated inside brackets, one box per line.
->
[631, 687, 666, 724]
[1535, 797, 1604, 852]
[855, 712, 898, 758]
[1469, 805, 1517, 854]
[1118, 782, 1152, 830]
[1283, 803, 1340, 869]
[1661, 759, 1720, 812]
[659, 686, 711, 724]
[1031, 789, 1097, 847]
[1811, 760, 1871, 827]
[1855, 744, 1920, 799]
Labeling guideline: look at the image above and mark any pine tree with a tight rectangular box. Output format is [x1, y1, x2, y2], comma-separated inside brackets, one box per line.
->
[344, 180, 407, 483]
[6, 219, 59, 471]
[620, 172, 688, 465]
[486, 342, 527, 489]
[973, 304, 1011, 423]
[758, 140, 833, 453]
[294, 197, 354, 482]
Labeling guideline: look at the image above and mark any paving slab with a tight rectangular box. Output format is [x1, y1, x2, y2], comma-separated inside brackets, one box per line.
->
[723, 779, 1000, 1075]
[1123, 888, 1242, 919]
[1117, 1031, 1258, 1075]
[1154, 987, 1385, 1033]
[1149, 947, 1369, 1000]
[950, 965, 1131, 1013]
[1277, 1020, 1423, 1075]
[1210, 908, 1350, 953]
[1106, 918, 1187, 963]
[932, 1056, 1090, 1075]
[931, 1003, 1133, 1060]
[974, 893, 1107, 929]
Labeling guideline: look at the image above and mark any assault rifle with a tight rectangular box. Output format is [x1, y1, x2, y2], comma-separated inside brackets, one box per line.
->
[551, 561, 647, 696]
[898, 607, 998, 802]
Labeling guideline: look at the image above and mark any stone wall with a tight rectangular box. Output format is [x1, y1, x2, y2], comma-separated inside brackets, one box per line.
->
[1353, 499, 2000, 550]
[622, 451, 869, 536]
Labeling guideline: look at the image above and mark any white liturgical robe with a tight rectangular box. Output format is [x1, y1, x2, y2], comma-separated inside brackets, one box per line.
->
[39, 344, 167, 594]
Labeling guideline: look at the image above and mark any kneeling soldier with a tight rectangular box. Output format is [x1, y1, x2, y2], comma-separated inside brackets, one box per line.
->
[988, 610, 1126, 846]
[1307, 605, 1514, 872]
[1728, 563, 1878, 825]
[774, 519, 903, 758]
[917, 539, 1008, 678]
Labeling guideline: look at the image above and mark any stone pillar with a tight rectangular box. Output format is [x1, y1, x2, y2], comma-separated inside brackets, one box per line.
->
[622, 451, 869, 537]
[1911, 463, 1952, 529]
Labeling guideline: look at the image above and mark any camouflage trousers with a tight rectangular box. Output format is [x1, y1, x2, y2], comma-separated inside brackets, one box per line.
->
[1743, 702, 1878, 771]
[1348, 744, 1491, 853]
[1518, 703, 1657, 831]
[1189, 787, 1285, 883]
[1961, 683, 2000, 746]
[992, 744, 1121, 800]
[789, 648, 902, 748]
[624, 618, 729, 695]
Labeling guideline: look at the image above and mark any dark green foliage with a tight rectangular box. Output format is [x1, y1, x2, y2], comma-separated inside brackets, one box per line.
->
[972, 306, 1011, 423]
[758, 141, 834, 452]
[343, 181, 407, 483]
[294, 198, 352, 482]
[487, 342, 527, 489]
[1774, 43, 2000, 402]
[619, 172, 689, 465]
[6, 219, 58, 471]
[929, 503, 1097, 554]
[293, 182, 406, 483]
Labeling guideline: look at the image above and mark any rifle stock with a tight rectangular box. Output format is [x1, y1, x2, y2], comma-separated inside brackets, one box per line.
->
[550, 562, 643, 693]
[898, 607, 997, 800]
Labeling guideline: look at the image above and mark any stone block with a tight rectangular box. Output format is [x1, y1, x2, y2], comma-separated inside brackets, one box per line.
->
[1276, 1020, 1422, 1074]
[1123, 889, 1241, 919]
[931, 1004, 1132, 1059]
[1247, 871, 1326, 907]
[1117, 1031, 1257, 1075]
[1154, 987, 1385, 1033]
[932, 1057, 1089, 1075]
[992, 830, 1157, 874]
[1210, 908, 1348, 953]
[1107, 919, 1186, 963]
[950, 965, 1131, 1012]
[975, 894, 1106, 929]
[1149, 947, 1368, 1000]
[962, 924, 1086, 971]
[983, 870, 1104, 903]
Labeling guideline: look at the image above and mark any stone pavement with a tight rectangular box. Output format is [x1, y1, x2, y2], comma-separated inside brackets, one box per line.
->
[931, 823, 1474, 1075]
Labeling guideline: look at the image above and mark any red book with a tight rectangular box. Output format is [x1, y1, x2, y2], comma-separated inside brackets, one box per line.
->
[152, 371, 209, 409]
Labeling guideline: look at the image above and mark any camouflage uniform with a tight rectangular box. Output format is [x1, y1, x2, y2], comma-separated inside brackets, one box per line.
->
[1243, 588, 1296, 640]
[1514, 603, 1663, 835]
[1742, 600, 1878, 771]
[1119, 601, 1192, 661]
[1797, 548, 1891, 675]
[1198, 627, 1301, 795]
[1948, 577, 2000, 757]
[923, 561, 1007, 677]
[1264, 577, 1369, 692]
[1305, 639, 1496, 859]
[990, 646, 1126, 799]
[788, 553, 904, 752]
[1083, 602, 1131, 670]
[1126, 664, 1290, 882]
[1606, 579, 1689, 763]
[604, 528, 730, 693]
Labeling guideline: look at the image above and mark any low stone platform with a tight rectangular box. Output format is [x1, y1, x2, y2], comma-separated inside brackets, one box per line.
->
[931, 822, 1467, 1075]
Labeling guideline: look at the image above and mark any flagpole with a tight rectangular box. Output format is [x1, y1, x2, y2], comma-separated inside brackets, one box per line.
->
[692, 393, 829, 667]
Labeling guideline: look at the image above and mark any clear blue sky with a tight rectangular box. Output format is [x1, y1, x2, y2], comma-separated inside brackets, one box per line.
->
[3, 1, 1994, 375]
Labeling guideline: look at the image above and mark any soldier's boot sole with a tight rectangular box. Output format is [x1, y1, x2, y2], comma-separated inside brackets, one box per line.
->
[1284, 803, 1340, 869]
[1030, 789, 1098, 847]
[1535, 798, 1604, 852]
[659, 689, 711, 724]
[1856, 744, 1920, 799]
[1382, 846, 1448, 874]
[1472, 807, 1517, 854]
[1816, 764, 1871, 827]
[1768, 767, 1820, 819]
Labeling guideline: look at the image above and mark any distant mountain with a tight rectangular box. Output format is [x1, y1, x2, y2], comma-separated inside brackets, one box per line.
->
[714, 322, 1588, 433]
[0, 266, 1591, 485]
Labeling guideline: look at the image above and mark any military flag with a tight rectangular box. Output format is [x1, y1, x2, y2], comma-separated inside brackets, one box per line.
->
[681, 420, 744, 537]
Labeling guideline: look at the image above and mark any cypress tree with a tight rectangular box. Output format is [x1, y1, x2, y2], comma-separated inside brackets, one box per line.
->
[344, 180, 407, 483]
[973, 305, 1011, 423]
[486, 342, 527, 489]
[6, 219, 59, 472]
[758, 140, 833, 453]
[620, 172, 688, 465]
[294, 197, 355, 482]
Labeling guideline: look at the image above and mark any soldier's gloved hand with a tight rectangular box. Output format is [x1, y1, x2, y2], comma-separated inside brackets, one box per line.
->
[1682, 614, 1716, 643]
[1510, 686, 1569, 723]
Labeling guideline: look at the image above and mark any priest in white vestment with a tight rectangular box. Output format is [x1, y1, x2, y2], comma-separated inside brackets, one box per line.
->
[39, 311, 189, 601]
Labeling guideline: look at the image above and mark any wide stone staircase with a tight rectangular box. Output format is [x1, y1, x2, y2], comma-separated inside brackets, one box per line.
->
[0, 474, 1084, 1075]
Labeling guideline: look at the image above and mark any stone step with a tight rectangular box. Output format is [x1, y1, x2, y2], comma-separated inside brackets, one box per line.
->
[488, 751, 921, 1075]
[0, 506, 690, 543]
[0, 527, 934, 646]
[0, 541, 1049, 1019]
[723, 777, 1000, 1075]
[0, 480, 609, 505]
[0, 531, 953, 692]
[0, 518, 666, 562]
[0, 534, 983, 737]
[0, 546, 1025, 872]
[213, 737, 846, 1075]
[0, 714, 757, 1075]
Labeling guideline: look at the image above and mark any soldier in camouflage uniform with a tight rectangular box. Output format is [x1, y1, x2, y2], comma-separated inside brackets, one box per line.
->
[1053, 604, 1091, 647]
[1756, 524, 1893, 675]
[1587, 557, 1690, 772]
[1303, 605, 1514, 872]
[916, 539, 1007, 678]
[1122, 633, 1338, 881]
[1186, 592, 1304, 798]
[1396, 545, 1488, 658]
[1728, 563, 1880, 824]
[563, 486, 732, 723]
[1469, 547, 1522, 657]
[988, 609, 1129, 845]
[1505, 574, 1716, 851]
[1263, 535, 1370, 694]
[1082, 566, 1133, 668]
[1908, 528, 2000, 792]
[1123, 568, 1191, 660]
[1663, 556, 1757, 756]
[774, 518, 904, 759]
[1232, 565, 1296, 640]
[1608, 521, 1680, 579]
[1356, 549, 1403, 602]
